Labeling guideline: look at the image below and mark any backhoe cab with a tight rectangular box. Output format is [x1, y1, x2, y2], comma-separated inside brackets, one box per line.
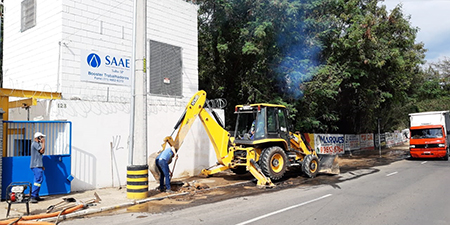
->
[231, 104, 339, 182]
[151, 91, 339, 188]
[232, 104, 293, 181]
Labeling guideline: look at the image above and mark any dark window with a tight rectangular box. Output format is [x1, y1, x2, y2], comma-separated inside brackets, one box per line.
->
[149, 40, 182, 96]
[21, 0, 36, 32]
[254, 109, 266, 139]
[411, 128, 443, 139]
[277, 109, 287, 132]
[267, 107, 277, 133]
[234, 110, 256, 140]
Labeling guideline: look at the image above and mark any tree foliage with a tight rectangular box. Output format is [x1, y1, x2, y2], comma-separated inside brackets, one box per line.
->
[198, 0, 325, 128]
[410, 58, 450, 114]
[431, 57, 450, 82]
[197, 0, 429, 134]
[301, 1, 426, 133]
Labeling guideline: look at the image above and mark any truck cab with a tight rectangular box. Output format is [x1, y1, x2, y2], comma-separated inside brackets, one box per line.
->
[409, 111, 450, 160]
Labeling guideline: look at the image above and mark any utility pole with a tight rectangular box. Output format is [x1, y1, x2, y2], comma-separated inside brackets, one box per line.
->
[378, 118, 381, 158]
[127, 0, 148, 199]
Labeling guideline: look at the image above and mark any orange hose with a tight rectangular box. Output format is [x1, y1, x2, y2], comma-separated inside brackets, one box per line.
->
[0, 220, 55, 225]
[1, 204, 85, 225]
[22, 204, 84, 220]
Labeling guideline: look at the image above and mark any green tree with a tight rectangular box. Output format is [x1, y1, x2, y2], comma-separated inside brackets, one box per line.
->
[197, 0, 427, 134]
[430, 57, 450, 93]
[197, 0, 327, 128]
[409, 59, 450, 113]
[300, 0, 426, 133]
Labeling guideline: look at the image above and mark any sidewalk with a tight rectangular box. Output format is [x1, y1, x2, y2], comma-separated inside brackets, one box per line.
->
[1, 184, 135, 221]
[0, 173, 252, 223]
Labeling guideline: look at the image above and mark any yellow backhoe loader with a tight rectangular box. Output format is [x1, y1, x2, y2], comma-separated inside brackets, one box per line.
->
[149, 90, 339, 187]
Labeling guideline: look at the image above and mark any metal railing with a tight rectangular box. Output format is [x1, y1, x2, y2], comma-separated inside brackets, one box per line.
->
[3, 121, 72, 157]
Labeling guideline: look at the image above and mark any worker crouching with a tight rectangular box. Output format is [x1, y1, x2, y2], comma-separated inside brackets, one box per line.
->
[155, 146, 178, 193]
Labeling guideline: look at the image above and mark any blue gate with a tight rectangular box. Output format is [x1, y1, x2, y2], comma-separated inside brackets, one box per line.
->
[2, 121, 72, 199]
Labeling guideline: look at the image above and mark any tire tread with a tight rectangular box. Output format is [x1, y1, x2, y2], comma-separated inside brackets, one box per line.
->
[259, 146, 287, 180]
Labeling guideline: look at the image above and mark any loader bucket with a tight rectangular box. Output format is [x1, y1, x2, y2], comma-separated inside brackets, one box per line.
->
[318, 154, 340, 175]
[148, 152, 161, 181]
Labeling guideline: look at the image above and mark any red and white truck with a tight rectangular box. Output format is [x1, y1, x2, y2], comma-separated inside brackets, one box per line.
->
[409, 111, 450, 160]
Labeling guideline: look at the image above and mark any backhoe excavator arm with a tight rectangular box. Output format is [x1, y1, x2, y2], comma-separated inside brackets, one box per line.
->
[160, 91, 231, 161]
[155, 90, 274, 188]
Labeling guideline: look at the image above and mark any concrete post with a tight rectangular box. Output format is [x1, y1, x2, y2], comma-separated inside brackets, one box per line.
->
[127, 0, 148, 199]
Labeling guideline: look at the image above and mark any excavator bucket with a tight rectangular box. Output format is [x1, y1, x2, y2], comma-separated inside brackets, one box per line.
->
[318, 154, 340, 175]
[294, 133, 340, 175]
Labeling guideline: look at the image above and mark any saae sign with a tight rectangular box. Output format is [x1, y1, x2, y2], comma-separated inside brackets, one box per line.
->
[81, 50, 131, 86]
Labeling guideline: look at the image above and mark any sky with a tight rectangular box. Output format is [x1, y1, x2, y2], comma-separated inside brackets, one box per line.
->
[381, 0, 450, 64]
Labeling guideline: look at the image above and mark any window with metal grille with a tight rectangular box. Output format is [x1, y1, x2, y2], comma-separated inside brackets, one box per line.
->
[149, 40, 182, 97]
[21, 0, 36, 32]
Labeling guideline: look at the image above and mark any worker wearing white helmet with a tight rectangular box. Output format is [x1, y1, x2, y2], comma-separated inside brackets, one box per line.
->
[30, 132, 46, 203]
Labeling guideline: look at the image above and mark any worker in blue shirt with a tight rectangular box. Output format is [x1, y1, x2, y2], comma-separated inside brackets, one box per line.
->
[30, 132, 46, 203]
[155, 146, 177, 193]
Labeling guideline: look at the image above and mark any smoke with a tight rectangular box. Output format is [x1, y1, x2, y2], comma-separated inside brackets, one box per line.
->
[275, 35, 322, 99]
[271, 0, 324, 100]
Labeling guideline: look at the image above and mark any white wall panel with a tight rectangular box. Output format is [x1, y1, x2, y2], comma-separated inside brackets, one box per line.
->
[4, 0, 62, 91]
[4, 0, 204, 192]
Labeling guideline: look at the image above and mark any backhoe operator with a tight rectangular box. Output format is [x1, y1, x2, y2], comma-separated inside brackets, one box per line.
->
[155, 146, 178, 193]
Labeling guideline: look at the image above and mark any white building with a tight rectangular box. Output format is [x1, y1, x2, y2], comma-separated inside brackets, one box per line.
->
[3, 0, 220, 192]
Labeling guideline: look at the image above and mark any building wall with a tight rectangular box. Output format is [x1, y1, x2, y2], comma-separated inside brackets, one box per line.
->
[10, 99, 221, 191]
[3, 0, 62, 91]
[58, 0, 199, 101]
[59, 0, 133, 100]
[4, 0, 216, 192]
[148, 0, 199, 95]
[4, 0, 198, 99]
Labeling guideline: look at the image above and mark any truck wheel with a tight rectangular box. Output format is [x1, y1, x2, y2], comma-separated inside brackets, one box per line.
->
[444, 149, 449, 161]
[303, 154, 320, 178]
[259, 146, 287, 181]
[231, 166, 248, 175]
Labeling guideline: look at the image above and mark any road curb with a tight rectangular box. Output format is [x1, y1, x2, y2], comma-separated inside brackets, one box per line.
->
[39, 180, 252, 223]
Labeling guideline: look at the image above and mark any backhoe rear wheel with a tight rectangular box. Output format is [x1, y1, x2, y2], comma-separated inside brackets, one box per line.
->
[303, 154, 319, 178]
[259, 146, 287, 181]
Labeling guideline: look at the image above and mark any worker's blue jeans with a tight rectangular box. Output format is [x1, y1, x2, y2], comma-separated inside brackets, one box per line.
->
[31, 167, 44, 198]
[156, 158, 171, 191]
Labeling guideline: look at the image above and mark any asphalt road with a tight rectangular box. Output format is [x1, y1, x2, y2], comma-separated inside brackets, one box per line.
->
[62, 157, 450, 225]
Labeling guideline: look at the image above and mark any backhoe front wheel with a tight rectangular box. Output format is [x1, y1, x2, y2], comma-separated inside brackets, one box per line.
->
[260, 147, 287, 181]
[303, 154, 319, 178]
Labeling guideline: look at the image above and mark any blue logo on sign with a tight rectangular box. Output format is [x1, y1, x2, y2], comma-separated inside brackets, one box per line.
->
[87, 53, 101, 68]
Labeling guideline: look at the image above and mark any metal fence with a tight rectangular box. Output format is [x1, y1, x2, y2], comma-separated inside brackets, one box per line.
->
[3, 121, 72, 157]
